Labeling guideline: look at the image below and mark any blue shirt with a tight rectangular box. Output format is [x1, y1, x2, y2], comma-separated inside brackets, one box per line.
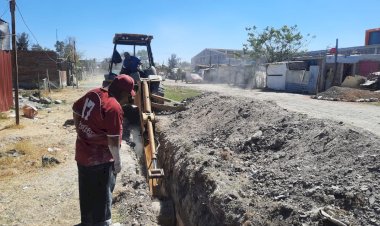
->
[122, 56, 141, 73]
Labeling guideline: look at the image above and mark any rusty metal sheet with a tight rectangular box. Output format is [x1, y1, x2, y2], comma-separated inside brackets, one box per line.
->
[0, 50, 13, 112]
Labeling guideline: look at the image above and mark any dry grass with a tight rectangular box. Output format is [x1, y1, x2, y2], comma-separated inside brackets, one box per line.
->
[0, 87, 85, 180]
[0, 140, 41, 178]
[0, 112, 9, 120]
[0, 138, 65, 179]
[1, 123, 25, 130]
[368, 102, 380, 107]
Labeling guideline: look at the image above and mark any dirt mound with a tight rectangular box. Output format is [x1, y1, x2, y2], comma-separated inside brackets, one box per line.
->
[314, 86, 380, 102]
[157, 93, 380, 225]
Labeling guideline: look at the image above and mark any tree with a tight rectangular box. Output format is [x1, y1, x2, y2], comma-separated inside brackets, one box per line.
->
[167, 54, 180, 70]
[136, 49, 149, 65]
[43, 47, 53, 51]
[100, 58, 110, 71]
[31, 43, 43, 51]
[64, 38, 75, 61]
[62, 37, 82, 63]
[16, 32, 29, 51]
[243, 25, 314, 63]
[55, 40, 65, 57]
[179, 61, 191, 69]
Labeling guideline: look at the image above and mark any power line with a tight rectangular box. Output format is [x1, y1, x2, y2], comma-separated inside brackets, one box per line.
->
[1, 0, 10, 20]
[15, 2, 58, 63]
[0, 8, 7, 19]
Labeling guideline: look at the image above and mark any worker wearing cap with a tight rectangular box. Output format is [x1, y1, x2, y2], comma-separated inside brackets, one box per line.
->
[72, 74, 135, 225]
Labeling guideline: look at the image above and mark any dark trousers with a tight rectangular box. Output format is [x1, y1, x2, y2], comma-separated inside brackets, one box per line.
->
[78, 162, 116, 226]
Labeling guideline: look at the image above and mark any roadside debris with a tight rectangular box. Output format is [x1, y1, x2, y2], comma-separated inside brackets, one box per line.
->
[0, 149, 25, 158]
[41, 155, 60, 167]
[341, 75, 366, 88]
[361, 71, 380, 90]
[313, 86, 380, 102]
[319, 208, 348, 226]
[22, 104, 38, 119]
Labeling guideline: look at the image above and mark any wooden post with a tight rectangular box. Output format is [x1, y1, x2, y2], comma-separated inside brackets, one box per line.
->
[10, 0, 20, 125]
[209, 49, 211, 68]
[59, 70, 63, 89]
[46, 69, 51, 93]
[37, 73, 41, 98]
[73, 41, 78, 88]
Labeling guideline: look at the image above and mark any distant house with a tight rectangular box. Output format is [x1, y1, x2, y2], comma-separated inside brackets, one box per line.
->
[191, 29, 380, 93]
[297, 51, 380, 91]
[0, 19, 10, 50]
[266, 61, 319, 94]
[191, 48, 251, 68]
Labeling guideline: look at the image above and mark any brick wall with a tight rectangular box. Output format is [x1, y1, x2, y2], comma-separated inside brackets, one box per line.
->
[17, 51, 60, 89]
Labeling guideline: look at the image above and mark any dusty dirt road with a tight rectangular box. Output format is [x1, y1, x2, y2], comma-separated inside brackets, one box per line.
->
[164, 80, 380, 137]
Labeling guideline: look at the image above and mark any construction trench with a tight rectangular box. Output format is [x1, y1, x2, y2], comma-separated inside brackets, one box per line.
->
[118, 93, 380, 226]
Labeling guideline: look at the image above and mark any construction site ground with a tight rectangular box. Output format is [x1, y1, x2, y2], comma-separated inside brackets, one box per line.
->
[0, 76, 379, 225]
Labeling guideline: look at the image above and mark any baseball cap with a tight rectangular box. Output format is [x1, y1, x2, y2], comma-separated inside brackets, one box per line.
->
[109, 74, 136, 97]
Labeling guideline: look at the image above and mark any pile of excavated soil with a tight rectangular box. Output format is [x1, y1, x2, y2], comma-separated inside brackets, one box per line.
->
[157, 93, 380, 226]
[314, 86, 380, 102]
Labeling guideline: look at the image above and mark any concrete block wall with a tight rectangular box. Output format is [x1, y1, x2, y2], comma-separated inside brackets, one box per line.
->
[17, 51, 60, 89]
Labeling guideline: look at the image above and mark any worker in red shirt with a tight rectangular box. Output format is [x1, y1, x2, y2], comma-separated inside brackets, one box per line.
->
[72, 75, 135, 226]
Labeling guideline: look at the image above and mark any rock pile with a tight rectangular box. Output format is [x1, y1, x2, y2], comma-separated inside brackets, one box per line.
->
[313, 86, 380, 102]
[157, 93, 380, 225]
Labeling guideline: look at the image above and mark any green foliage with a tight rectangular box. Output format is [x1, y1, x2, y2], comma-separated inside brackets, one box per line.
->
[60, 37, 82, 65]
[136, 49, 149, 65]
[16, 32, 29, 51]
[168, 54, 180, 70]
[156, 63, 169, 74]
[179, 61, 191, 69]
[54, 41, 65, 57]
[243, 25, 314, 63]
[31, 44, 43, 51]
[63, 39, 75, 61]
[164, 86, 201, 102]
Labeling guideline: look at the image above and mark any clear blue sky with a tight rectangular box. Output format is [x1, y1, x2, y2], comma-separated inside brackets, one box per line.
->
[0, 0, 379, 64]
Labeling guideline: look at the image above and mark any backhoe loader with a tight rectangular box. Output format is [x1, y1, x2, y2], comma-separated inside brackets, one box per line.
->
[103, 33, 184, 197]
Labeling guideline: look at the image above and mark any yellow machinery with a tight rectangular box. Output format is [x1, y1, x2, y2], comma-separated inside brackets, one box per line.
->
[104, 33, 184, 197]
[134, 78, 184, 196]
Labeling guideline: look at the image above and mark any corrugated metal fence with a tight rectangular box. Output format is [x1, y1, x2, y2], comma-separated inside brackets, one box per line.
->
[0, 50, 13, 112]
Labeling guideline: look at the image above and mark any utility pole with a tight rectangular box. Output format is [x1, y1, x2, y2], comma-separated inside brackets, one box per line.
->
[333, 38, 338, 85]
[73, 40, 78, 88]
[10, 0, 20, 125]
[209, 49, 211, 68]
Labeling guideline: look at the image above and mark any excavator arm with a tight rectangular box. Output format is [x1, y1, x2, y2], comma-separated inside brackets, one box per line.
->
[135, 79, 182, 196]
